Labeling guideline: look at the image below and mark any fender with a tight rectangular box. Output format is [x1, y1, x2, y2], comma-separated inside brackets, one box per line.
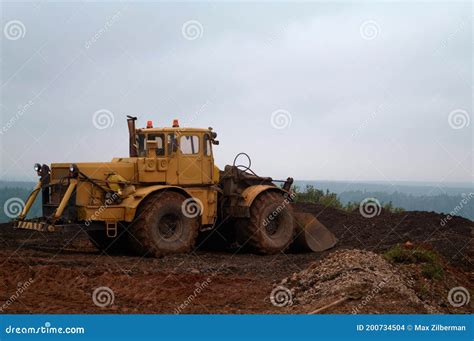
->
[120, 185, 192, 222]
[240, 185, 290, 208]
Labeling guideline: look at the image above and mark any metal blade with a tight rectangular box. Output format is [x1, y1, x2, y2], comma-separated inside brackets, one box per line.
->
[292, 211, 338, 252]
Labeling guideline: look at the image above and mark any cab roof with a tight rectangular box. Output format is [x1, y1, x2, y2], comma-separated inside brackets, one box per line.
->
[136, 127, 213, 133]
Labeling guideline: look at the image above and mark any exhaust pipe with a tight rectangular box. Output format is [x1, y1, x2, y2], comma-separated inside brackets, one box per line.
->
[127, 116, 138, 157]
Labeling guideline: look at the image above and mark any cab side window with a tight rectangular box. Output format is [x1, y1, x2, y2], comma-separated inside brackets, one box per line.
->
[180, 135, 200, 155]
[204, 134, 212, 156]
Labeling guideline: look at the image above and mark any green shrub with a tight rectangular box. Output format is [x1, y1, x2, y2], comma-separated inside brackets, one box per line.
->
[292, 185, 404, 213]
[384, 244, 444, 280]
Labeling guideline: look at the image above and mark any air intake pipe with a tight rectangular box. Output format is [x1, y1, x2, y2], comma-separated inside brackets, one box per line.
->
[127, 116, 138, 157]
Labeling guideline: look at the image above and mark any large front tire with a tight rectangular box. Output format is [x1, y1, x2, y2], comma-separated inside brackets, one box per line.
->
[238, 191, 295, 254]
[129, 191, 199, 257]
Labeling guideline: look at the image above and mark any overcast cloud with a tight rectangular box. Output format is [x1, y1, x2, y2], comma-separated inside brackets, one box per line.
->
[0, 1, 472, 184]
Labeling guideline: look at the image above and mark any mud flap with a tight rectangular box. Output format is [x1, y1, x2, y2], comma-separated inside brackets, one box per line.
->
[291, 212, 338, 252]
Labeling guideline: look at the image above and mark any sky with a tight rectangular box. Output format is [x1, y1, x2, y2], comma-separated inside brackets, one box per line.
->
[0, 1, 472, 185]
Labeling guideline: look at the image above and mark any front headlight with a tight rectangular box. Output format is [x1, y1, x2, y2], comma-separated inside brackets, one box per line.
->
[34, 163, 41, 172]
[69, 164, 79, 178]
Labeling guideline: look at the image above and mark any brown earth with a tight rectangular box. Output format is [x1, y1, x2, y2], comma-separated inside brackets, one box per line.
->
[0, 204, 472, 314]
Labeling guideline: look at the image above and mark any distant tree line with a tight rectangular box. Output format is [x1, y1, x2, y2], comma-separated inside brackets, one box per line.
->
[0, 185, 472, 223]
[293, 185, 473, 220]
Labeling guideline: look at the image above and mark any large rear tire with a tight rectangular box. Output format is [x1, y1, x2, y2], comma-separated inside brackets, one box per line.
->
[238, 191, 295, 254]
[129, 191, 199, 257]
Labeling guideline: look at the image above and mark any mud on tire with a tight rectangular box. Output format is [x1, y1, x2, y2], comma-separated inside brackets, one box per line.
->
[238, 191, 295, 254]
[129, 191, 199, 257]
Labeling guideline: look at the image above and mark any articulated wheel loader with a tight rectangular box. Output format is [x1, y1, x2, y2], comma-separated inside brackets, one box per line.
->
[14, 117, 337, 256]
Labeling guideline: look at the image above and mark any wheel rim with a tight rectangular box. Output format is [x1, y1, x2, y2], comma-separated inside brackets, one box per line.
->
[265, 213, 282, 236]
[158, 213, 183, 240]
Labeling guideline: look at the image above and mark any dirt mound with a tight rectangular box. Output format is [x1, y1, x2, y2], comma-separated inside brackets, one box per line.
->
[0, 203, 472, 314]
[280, 249, 439, 314]
[293, 202, 473, 269]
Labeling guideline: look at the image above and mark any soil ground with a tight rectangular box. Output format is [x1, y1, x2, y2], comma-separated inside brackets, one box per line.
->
[0, 204, 472, 314]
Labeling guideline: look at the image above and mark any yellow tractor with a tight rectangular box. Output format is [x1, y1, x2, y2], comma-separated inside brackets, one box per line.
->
[14, 117, 336, 256]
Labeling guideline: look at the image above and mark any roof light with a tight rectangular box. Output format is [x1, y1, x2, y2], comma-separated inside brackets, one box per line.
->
[146, 120, 153, 128]
[172, 119, 179, 127]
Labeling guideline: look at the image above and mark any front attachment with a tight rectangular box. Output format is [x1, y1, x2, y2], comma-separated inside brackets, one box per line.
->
[291, 211, 338, 252]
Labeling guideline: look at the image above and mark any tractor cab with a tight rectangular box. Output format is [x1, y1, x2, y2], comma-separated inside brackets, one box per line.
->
[127, 117, 219, 185]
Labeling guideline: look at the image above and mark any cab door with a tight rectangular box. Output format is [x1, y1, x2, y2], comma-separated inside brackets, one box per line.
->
[166, 133, 179, 184]
[177, 134, 202, 184]
[202, 134, 214, 184]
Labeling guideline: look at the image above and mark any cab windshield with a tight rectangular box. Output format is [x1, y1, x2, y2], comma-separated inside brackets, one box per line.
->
[137, 133, 165, 156]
